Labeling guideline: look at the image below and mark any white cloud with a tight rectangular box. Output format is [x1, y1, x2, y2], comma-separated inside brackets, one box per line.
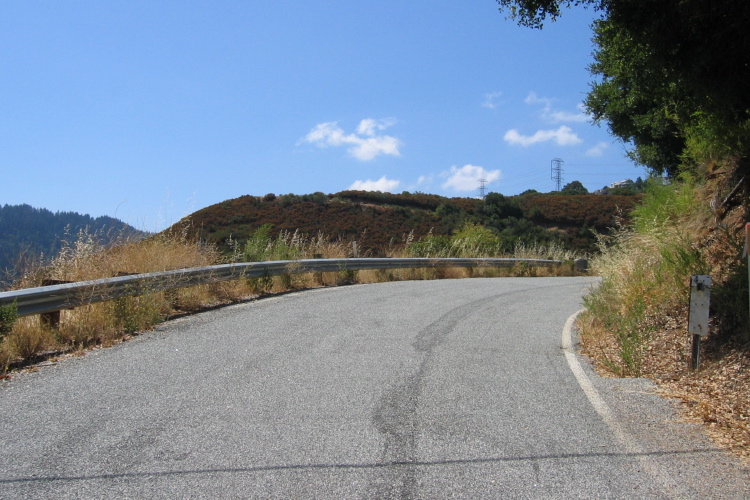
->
[401, 174, 434, 192]
[524, 91, 554, 108]
[482, 91, 502, 109]
[503, 126, 583, 147]
[416, 174, 433, 186]
[300, 119, 401, 161]
[356, 117, 396, 136]
[441, 165, 501, 192]
[548, 104, 590, 123]
[525, 91, 589, 123]
[351, 135, 401, 161]
[348, 176, 401, 192]
[586, 141, 609, 157]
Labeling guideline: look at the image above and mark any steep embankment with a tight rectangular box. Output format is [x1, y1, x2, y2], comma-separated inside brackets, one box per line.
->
[578, 175, 750, 460]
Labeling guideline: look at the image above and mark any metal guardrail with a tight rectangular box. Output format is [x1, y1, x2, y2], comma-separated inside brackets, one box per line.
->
[0, 257, 584, 318]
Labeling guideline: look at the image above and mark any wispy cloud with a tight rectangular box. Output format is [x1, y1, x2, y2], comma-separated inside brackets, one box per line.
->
[503, 126, 582, 147]
[441, 164, 501, 192]
[348, 176, 401, 192]
[482, 91, 503, 109]
[300, 119, 401, 161]
[407, 174, 433, 191]
[416, 174, 433, 186]
[525, 92, 589, 123]
[356, 117, 397, 136]
[586, 141, 609, 157]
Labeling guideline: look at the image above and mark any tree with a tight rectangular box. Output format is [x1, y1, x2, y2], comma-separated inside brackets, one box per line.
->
[561, 181, 588, 195]
[481, 192, 524, 221]
[496, 0, 598, 28]
[497, 1, 750, 175]
[584, 15, 689, 175]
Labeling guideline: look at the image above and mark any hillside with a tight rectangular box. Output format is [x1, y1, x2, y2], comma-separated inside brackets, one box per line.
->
[0, 204, 146, 284]
[174, 190, 640, 256]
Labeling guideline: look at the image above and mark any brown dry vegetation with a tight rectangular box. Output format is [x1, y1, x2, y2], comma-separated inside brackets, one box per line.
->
[578, 166, 750, 461]
[0, 224, 582, 376]
[177, 190, 639, 256]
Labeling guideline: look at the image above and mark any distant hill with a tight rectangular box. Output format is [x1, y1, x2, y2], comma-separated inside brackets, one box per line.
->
[0, 204, 146, 283]
[172, 190, 640, 256]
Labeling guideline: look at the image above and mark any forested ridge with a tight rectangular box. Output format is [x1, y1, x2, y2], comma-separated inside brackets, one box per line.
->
[0, 204, 145, 282]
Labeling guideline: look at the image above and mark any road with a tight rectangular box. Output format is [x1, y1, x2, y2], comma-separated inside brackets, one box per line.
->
[1, 277, 748, 498]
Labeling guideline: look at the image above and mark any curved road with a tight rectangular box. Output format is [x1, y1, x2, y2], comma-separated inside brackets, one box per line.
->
[1, 277, 748, 498]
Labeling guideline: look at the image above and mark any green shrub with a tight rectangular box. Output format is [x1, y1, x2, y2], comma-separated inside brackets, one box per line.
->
[449, 222, 502, 257]
[407, 233, 451, 257]
[0, 301, 18, 341]
[582, 178, 710, 375]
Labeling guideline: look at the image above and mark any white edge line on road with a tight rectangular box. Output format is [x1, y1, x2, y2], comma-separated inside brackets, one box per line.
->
[561, 310, 633, 447]
[562, 309, 682, 499]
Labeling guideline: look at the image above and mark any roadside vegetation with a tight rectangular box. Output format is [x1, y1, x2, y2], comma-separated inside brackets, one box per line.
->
[0, 221, 583, 377]
[183, 188, 639, 257]
[493, 1, 750, 460]
[578, 172, 750, 459]
[0, 203, 145, 286]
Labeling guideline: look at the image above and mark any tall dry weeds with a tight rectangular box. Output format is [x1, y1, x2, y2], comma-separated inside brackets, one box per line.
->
[579, 178, 711, 376]
[578, 171, 750, 459]
[1, 221, 583, 374]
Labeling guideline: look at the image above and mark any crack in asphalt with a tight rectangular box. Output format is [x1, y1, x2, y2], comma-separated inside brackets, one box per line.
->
[0, 448, 722, 485]
[369, 294, 503, 499]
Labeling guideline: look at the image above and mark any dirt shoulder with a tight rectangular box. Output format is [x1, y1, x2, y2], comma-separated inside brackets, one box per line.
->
[579, 309, 750, 463]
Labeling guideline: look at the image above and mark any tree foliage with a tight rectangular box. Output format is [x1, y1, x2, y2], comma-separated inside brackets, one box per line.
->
[0, 204, 145, 284]
[496, 0, 597, 28]
[561, 181, 588, 195]
[497, 0, 750, 174]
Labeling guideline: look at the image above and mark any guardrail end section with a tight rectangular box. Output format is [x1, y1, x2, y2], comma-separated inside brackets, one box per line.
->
[574, 259, 589, 273]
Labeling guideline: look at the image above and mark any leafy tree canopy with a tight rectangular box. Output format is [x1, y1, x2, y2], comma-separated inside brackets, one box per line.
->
[497, 1, 601, 28]
[497, 0, 750, 175]
[561, 181, 588, 195]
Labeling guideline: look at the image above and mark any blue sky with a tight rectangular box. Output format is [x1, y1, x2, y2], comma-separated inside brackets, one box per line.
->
[1, 1, 647, 231]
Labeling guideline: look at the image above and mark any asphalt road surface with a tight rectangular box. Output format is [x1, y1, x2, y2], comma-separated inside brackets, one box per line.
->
[1, 277, 749, 498]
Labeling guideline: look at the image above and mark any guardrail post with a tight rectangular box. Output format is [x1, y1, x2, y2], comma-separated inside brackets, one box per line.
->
[574, 259, 588, 273]
[40, 311, 61, 329]
[312, 254, 324, 283]
[40, 279, 73, 329]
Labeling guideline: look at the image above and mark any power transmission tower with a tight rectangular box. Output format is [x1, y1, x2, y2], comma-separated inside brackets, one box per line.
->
[478, 178, 487, 199]
[551, 158, 564, 191]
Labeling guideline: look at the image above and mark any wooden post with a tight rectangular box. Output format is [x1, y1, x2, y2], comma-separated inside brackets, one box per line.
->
[40, 279, 72, 329]
[40, 310, 61, 329]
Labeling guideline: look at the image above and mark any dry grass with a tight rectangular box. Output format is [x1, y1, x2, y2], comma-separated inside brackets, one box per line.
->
[1, 223, 584, 375]
[578, 171, 750, 461]
[4, 317, 57, 360]
[1, 227, 230, 371]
